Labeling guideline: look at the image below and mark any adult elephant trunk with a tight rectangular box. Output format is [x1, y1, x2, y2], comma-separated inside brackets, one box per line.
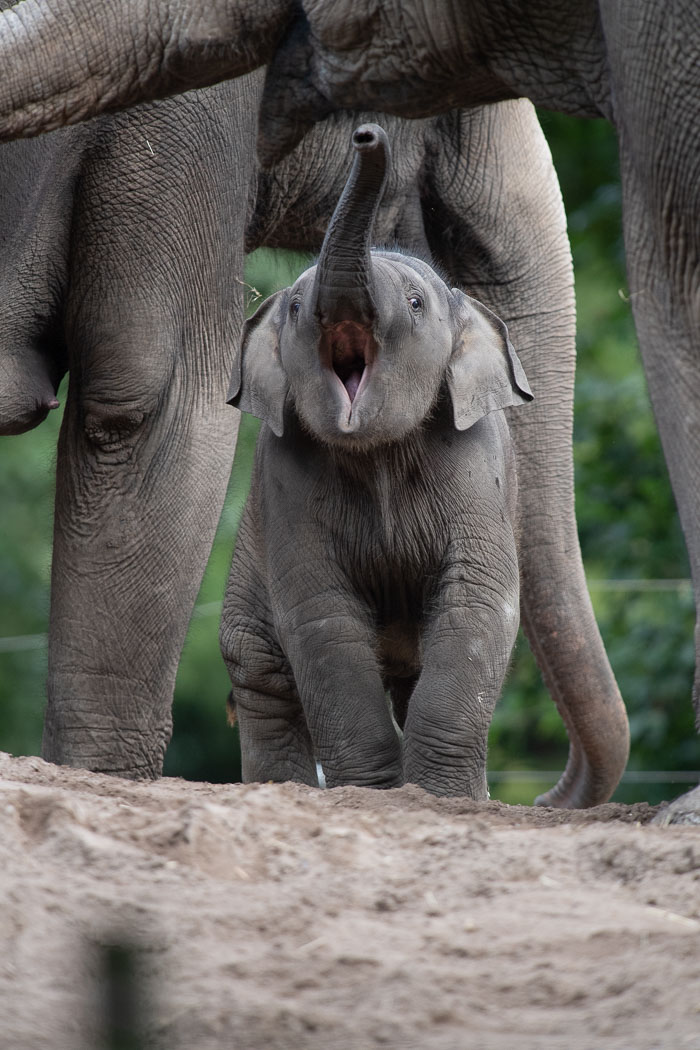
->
[312, 123, 390, 328]
[0, 0, 293, 141]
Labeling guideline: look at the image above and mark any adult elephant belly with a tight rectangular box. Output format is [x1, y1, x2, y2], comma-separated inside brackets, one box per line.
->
[247, 111, 431, 255]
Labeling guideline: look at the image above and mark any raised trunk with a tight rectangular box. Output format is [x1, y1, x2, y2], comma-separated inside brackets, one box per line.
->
[0, 0, 292, 141]
[312, 123, 390, 328]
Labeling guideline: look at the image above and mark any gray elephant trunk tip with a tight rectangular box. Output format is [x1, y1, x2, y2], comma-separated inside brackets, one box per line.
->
[352, 126, 384, 151]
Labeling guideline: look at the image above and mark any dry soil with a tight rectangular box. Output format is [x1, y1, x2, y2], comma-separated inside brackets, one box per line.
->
[1, 751, 699, 1050]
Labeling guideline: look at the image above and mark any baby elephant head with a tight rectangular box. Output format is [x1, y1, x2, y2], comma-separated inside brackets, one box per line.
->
[228, 124, 532, 446]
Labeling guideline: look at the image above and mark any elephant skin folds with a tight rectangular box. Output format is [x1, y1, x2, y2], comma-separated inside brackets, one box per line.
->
[1, 752, 699, 1050]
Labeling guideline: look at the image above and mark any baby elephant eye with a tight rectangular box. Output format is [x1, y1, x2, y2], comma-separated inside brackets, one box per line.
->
[409, 296, 423, 312]
[289, 300, 301, 318]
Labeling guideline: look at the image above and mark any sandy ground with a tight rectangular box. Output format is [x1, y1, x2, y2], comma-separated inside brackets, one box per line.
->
[1, 751, 699, 1050]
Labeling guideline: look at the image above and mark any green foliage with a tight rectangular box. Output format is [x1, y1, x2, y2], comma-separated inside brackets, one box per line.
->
[0, 395, 60, 756]
[0, 128, 697, 804]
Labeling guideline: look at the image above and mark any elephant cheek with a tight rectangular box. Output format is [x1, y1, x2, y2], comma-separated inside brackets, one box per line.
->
[292, 372, 344, 440]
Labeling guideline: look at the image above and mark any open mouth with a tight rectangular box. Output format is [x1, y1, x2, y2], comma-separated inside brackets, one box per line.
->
[321, 321, 375, 404]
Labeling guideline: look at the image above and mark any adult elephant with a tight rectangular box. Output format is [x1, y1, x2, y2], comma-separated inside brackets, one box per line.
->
[0, 0, 631, 804]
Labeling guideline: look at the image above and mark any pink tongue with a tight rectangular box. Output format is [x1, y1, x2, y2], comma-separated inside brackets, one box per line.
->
[344, 369, 363, 403]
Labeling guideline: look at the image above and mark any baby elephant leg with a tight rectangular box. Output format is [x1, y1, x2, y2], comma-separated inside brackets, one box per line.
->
[233, 680, 317, 786]
[281, 605, 403, 790]
[221, 610, 317, 786]
[403, 544, 520, 798]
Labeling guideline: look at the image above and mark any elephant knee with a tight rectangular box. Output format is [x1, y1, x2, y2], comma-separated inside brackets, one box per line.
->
[68, 305, 180, 452]
[221, 614, 294, 700]
[77, 355, 175, 455]
[82, 399, 149, 451]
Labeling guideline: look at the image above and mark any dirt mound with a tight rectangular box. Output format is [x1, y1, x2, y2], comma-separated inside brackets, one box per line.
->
[1, 751, 699, 1050]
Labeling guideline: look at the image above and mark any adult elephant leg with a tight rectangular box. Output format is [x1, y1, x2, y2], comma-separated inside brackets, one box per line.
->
[424, 100, 629, 806]
[624, 234, 700, 702]
[632, 270, 700, 824]
[43, 314, 241, 776]
[42, 81, 260, 776]
[616, 129, 700, 819]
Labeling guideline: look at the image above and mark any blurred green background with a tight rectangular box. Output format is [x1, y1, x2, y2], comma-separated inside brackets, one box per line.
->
[1, 114, 698, 804]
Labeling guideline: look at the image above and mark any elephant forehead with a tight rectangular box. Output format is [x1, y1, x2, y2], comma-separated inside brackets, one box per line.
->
[289, 266, 318, 297]
[291, 259, 420, 298]
[372, 253, 443, 288]
[371, 257, 449, 310]
[288, 258, 450, 320]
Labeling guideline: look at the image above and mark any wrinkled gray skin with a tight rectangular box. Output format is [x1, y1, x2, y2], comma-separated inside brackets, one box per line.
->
[0, 0, 632, 805]
[0, 80, 259, 775]
[262, 1, 700, 818]
[222, 125, 532, 796]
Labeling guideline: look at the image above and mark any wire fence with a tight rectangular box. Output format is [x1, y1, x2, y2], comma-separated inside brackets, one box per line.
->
[488, 770, 699, 785]
[0, 579, 694, 654]
[0, 633, 47, 653]
[0, 599, 227, 653]
[2, 581, 698, 788]
[588, 578, 692, 592]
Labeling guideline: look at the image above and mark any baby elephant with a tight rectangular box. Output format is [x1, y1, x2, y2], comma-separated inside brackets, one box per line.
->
[220, 124, 532, 798]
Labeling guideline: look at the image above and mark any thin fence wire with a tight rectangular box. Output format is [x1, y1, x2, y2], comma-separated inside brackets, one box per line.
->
[488, 770, 699, 784]
[589, 578, 692, 592]
[0, 578, 694, 654]
[0, 633, 47, 653]
[2, 583, 699, 787]
[0, 599, 226, 652]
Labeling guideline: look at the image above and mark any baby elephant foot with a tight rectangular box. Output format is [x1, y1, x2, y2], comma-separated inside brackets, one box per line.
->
[320, 735, 403, 790]
[652, 785, 700, 826]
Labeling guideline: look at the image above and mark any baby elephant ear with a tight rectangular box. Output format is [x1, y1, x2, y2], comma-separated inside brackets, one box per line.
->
[447, 289, 533, 431]
[227, 290, 289, 437]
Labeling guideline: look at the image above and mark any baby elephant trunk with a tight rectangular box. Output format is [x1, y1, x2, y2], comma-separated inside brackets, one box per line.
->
[312, 124, 390, 329]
